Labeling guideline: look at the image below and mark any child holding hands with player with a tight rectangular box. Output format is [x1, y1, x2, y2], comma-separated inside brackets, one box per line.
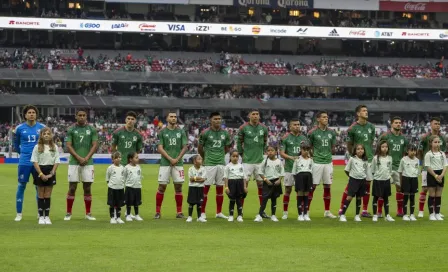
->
[292, 142, 314, 221]
[224, 150, 248, 223]
[255, 145, 285, 222]
[106, 152, 125, 224]
[187, 155, 207, 223]
[398, 144, 420, 221]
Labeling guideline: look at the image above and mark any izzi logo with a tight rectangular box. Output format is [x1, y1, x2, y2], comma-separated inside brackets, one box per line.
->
[328, 29, 339, 36]
[168, 24, 185, 31]
[196, 25, 210, 32]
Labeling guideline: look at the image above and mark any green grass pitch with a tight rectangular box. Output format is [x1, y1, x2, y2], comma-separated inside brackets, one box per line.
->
[0, 164, 447, 272]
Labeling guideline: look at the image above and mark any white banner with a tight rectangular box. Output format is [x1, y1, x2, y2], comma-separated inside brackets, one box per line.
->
[1, 17, 446, 40]
[315, 0, 379, 10]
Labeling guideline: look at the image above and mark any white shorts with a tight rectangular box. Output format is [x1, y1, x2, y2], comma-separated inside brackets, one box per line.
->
[158, 166, 185, 184]
[312, 163, 333, 185]
[243, 163, 263, 182]
[391, 171, 400, 186]
[366, 162, 373, 181]
[421, 170, 427, 187]
[68, 165, 95, 183]
[284, 173, 294, 187]
[204, 165, 225, 186]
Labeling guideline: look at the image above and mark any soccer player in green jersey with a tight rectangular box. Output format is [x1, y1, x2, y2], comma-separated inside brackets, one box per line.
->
[279, 119, 308, 219]
[65, 109, 98, 221]
[378, 117, 408, 217]
[308, 111, 338, 219]
[111, 111, 143, 166]
[339, 105, 376, 217]
[198, 112, 231, 220]
[417, 117, 447, 218]
[154, 111, 188, 219]
[237, 109, 269, 217]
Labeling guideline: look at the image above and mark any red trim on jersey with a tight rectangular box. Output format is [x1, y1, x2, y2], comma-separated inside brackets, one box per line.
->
[420, 132, 431, 141]
[113, 126, 125, 134]
[308, 126, 318, 135]
[200, 128, 210, 136]
[281, 132, 290, 140]
[238, 122, 250, 130]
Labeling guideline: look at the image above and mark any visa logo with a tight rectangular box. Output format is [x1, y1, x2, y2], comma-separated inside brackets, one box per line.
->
[168, 24, 185, 31]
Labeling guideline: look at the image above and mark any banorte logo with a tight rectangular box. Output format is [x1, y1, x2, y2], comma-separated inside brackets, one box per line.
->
[404, 3, 426, 12]
[252, 26, 261, 34]
[9, 20, 39, 26]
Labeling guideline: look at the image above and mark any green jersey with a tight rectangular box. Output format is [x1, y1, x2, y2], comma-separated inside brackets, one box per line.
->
[280, 133, 308, 172]
[419, 132, 447, 167]
[237, 122, 269, 164]
[112, 127, 144, 165]
[66, 124, 98, 165]
[158, 127, 187, 166]
[199, 128, 231, 166]
[308, 126, 336, 164]
[378, 131, 408, 171]
[346, 121, 376, 162]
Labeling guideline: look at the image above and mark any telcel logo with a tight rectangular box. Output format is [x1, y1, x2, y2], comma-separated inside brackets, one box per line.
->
[80, 23, 100, 29]
[168, 24, 185, 31]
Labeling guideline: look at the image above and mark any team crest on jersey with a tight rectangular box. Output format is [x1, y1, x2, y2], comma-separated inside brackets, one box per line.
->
[401, 139, 404, 144]
[328, 134, 332, 139]
[86, 130, 91, 135]
[259, 130, 264, 136]
[133, 136, 137, 142]
[368, 129, 372, 134]
[221, 135, 225, 140]
[176, 133, 181, 138]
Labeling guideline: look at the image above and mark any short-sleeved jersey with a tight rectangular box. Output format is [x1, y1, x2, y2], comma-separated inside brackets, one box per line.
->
[158, 127, 187, 167]
[398, 156, 419, 178]
[258, 158, 285, 180]
[371, 155, 392, 180]
[14, 122, 46, 166]
[106, 164, 125, 189]
[112, 127, 144, 165]
[224, 162, 247, 180]
[424, 151, 448, 171]
[280, 132, 308, 172]
[292, 156, 313, 174]
[188, 166, 207, 187]
[237, 122, 269, 164]
[31, 144, 60, 166]
[308, 127, 337, 165]
[346, 121, 376, 162]
[66, 124, 98, 165]
[123, 164, 143, 188]
[199, 128, 231, 166]
[419, 132, 447, 164]
[378, 131, 408, 171]
[345, 156, 368, 179]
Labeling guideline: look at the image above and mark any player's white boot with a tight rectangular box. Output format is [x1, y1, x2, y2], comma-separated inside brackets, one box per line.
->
[429, 213, 437, 221]
[186, 216, 193, 223]
[85, 213, 96, 221]
[197, 217, 207, 223]
[435, 214, 444, 221]
[44, 217, 52, 225]
[385, 215, 395, 222]
[304, 214, 311, 221]
[402, 215, 410, 221]
[134, 215, 143, 221]
[339, 215, 347, 222]
[271, 215, 279, 222]
[116, 218, 125, 224]
[228, 216, 234, 222]
[126, 215, 133, 222]
[236, 216, 243, 222]
[64, 213, 72, 221]
[439, 213, 444, 218]
[200, 213, 207, 220]
[372, 215, 378, 222]
[216, 213, 228, 219]
[282, 211, 288, 220]
[14, 213, 23, 222]
[324, 211, 337, 219]
[298, 214, 305, 221]
[418, 211, 424, 218]
[38, 216, 45, 225]
[110, 218, 117, 224]
[254, 214, 263, 222]
[354, 215, 362, 222]
[410, 214, 417, 221]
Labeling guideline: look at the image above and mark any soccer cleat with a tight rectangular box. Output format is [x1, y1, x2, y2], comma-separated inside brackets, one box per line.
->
[435, 214, 444, 221]
[176, 213, 185, 219]
[361, 211, 372, 218]
[354, 215, 362, 222]
[298, 215, 305, 221]
[418, 211, 424, 218]
[228, 216, 234, 222]
[396, 213, 404, 218]
[304, 214, 311, 221]
[130, 214, 136, 219]
[38, 217, 45, 225]
[116, 218, 125, 224]
[85, 213, 96, 221]
[261, 212, 269, 219]
[197, 217, 207, 223]
[282, 211, 288, 220]
[134, 215, 143, 221]
[126, 215, 133, 222]
[200, 213, 207, 219]
[44, 217, 52, 225]
[110, 218, 117, 224]
[385, 215, 395, 222]
[254, 214, 263, 222]
[372, 215, 378, 222]
[215, 213, 228, 219]
[271, 215, 279, 222]
[186, 216, 193, 223]
[154, 213, 161, 219]
[339, 215, 347, 222]
[14, 213, 23, 222]
[236, 216, 243, 222]
[402, 215, 411, 221]
[410, 214, 417, 221]
[64, 213, 72, 221]
[429, 213, 437, 221]
[324, 211, 337, 219]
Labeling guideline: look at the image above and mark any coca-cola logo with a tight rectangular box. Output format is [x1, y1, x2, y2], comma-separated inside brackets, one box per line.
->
[349, 30, 366, 36]
[404, 2, 426, 11]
